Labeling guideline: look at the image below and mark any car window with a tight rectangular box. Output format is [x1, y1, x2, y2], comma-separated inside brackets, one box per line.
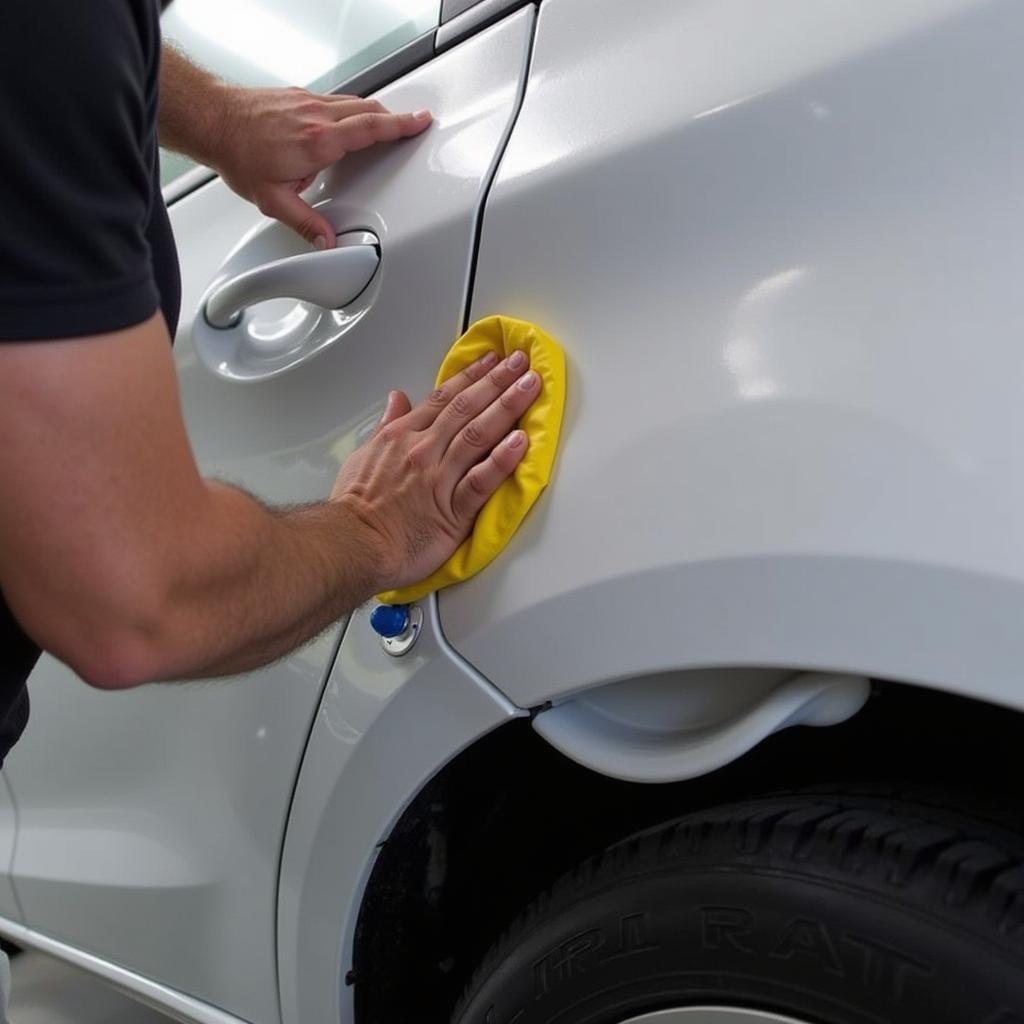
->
[159, 0, 440, 188]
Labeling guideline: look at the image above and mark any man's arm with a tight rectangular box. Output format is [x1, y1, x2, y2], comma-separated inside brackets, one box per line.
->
[158, 43, 431, 249]
[0, 316, 538, 688]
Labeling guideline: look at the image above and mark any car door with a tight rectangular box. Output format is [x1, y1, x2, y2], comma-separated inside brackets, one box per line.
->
[0, 2, 534, 1021]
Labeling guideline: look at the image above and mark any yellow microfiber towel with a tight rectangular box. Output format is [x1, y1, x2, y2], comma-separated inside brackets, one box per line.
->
[377, 315, 566, 606]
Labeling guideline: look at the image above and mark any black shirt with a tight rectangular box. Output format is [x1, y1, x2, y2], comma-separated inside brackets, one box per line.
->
[0, 1, 181, 763]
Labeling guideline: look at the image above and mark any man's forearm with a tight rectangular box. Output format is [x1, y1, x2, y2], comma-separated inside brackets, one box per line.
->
[158, 42, 232, 165]
[0, 313, 537, 691]
[137, 481, 384, 683]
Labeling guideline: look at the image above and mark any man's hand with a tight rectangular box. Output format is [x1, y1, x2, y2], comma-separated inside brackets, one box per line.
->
[210, 87, 431, 248]
[333, 349, 540, 592]
[0, 317, 539, 687]
[159, 44, 431, 248]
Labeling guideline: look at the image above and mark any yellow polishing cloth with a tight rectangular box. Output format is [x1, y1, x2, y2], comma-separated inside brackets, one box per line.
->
[377, 315, 566, 605]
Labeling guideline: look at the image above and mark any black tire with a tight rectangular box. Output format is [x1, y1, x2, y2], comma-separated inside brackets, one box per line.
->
[453, 793, 1024, 1024]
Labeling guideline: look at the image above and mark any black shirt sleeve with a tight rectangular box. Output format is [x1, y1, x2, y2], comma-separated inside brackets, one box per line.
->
[0, 2, 162, 341]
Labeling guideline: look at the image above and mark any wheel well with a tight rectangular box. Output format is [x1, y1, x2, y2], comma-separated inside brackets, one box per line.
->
[351, 680, 1024, 1023]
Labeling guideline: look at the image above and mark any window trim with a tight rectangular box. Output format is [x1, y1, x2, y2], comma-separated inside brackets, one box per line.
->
[436, 0, 535, 52]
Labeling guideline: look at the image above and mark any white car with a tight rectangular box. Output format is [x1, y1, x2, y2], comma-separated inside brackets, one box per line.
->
[3, 0, 1024, 1021]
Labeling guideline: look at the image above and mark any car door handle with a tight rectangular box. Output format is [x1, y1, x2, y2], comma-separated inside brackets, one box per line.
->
[203, 230, 381, 329]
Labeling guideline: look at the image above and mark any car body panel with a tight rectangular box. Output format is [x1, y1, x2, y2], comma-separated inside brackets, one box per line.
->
[5, 643, 333, 1023]
[271, 18, 536, 1022]
[276, 598, 520, 1024]
[3, 7, 533, 1022]
[442, 0, 1024, 716]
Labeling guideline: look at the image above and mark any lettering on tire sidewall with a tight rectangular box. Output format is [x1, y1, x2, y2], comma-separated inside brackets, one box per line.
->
[475, 902, 1021, 1024]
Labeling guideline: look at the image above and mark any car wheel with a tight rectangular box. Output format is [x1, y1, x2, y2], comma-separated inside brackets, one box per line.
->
[453, 793, 1024, 1023]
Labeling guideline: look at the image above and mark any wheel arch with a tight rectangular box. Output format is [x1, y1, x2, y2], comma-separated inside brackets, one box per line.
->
[351, 676, 1024, 1022]
[442, 553, 1024, 716]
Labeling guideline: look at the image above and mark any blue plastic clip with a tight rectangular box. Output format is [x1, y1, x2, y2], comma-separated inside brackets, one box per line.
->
[369, 604, 411, 639]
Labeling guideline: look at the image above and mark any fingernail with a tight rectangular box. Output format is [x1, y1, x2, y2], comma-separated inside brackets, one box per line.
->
[517, 370, 539, 391]
[480, 350, 498, 368]
[508, 350, 527, 370]
[314, 235, 327, 250]
[413, 109, 432, 121]
[506, 430, 526, 449]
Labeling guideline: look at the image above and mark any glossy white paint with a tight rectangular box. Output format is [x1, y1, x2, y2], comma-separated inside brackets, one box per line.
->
[6, 646, 332, 1024]
[443, 0, 1024, 721]
[533, 671, 870, 783]
[4, 9, 532, 1024]
[276, 597, 520, 1024]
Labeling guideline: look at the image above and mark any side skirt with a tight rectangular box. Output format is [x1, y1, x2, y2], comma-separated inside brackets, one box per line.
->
[0, 915, 250, 1024]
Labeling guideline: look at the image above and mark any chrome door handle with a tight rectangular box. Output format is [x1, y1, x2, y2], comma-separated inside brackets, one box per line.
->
[204, 230, 380, 329]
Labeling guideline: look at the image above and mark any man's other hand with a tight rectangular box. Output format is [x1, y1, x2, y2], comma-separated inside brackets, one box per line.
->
[211, 87, 432, 249]
[333, 349, 541, 594]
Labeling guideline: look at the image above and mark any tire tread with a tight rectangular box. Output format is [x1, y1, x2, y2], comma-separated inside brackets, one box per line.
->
[452, 789, 1024, 1021]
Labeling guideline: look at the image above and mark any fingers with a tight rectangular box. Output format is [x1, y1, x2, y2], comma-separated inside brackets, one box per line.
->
[427, 349, 532, 452]
[256, 184, 336, 249]
[443, 368, 541, 479]
[326, 109, 432, 159]
[322, 98, 388, 120]
[245, 96, 429, 246]
[401, 349, 502, 431]
[451, 430, 529, 523]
